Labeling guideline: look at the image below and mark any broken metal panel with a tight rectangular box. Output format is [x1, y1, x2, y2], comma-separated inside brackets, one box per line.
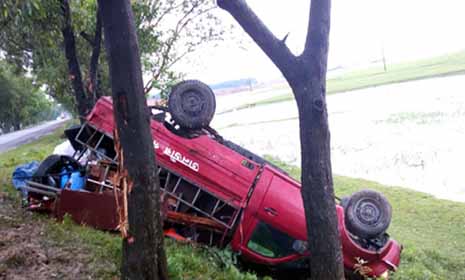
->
[74, 122, 241, 230]
[24, 120, 240, 247]
[55, 188, 229, 236]
[55, 189, 120, 231]
[74, 123, 118, 163]
[86, 160, 118, 193]
[49, 159, 231, 240]
[165, 211, 225, 232]
[158, 166, 240, 230]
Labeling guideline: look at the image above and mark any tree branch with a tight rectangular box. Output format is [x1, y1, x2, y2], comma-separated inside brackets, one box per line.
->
[217, 0, 298, 81]
[61, 0, 90, 121]
[302, 0, 331, 60]
[282, 32, 289, 44]
[152, 1, 184, 28]
[80, 31, 95, 46]
[88, 4, 103, 99]
[144, 2, 212, 94]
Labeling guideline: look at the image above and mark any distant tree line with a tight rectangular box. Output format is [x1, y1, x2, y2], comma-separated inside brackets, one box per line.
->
[0, 62, 59, 134]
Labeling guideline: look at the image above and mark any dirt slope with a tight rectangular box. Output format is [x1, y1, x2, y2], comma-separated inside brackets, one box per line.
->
[0, 193, 97, 280]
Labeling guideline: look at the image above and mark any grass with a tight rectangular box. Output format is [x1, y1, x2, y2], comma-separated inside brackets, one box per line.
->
[266, 157, 465, 280]
[0, 126, 67, 199]
[0, 125, 260, 280]
[327, 50, 465, 94]
[230, 50, 465, 110]
[46, 215, 259, 279]
[2, 126, 465, 279]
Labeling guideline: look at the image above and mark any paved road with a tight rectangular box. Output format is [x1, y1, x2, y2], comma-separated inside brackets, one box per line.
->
[214, 75, 465, 202]
[0, 119, 69, 154]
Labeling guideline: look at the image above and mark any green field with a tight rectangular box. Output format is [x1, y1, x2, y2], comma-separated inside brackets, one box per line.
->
[1, 127, 465, 279]
[232, 50, 465, 110]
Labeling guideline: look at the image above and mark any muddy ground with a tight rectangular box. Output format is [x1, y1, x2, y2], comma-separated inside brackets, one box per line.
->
[0, 192, 98, 280]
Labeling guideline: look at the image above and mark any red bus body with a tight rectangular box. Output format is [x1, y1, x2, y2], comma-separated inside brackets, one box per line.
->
[83, 97, 401, 277]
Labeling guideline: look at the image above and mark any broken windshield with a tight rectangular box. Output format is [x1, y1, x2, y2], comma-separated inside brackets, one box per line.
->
[247, 221, 296, 258]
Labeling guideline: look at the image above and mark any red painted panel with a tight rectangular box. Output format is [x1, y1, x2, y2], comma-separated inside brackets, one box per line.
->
[87, 97, 260, 208]
[56, 189, 119, 231]
[257, 170, 307, 241]
[232, 167, 401, 277]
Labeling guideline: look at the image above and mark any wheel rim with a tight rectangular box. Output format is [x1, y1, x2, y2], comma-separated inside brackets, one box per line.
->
[354, 198, 380, 226]
[181, 90, 205, 116]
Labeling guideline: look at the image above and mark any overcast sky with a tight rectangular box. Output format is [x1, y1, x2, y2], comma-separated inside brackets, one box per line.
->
[179, 0, 465, 84]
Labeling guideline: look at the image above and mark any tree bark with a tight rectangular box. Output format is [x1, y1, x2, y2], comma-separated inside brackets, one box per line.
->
[88, 5, 103, 101]
[218, 0, 344, 279]
[99, 0, 169, 279]
[297, 1, 344, 278]
[60, 0, 93, 121]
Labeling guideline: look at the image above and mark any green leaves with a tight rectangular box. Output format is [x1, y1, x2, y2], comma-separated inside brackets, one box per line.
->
[0, 62, 57, 132]
[0, 0, 227, 113]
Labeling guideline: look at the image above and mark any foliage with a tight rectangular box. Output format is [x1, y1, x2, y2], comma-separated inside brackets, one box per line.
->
[46, 216, 261, 279]
[0, 62, 58, 133]
[0, 0, 226, 112]
[0, 0, 75, 110]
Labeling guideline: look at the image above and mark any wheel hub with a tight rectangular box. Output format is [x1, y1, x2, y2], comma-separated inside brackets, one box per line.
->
[355, 199, 380, 225]
[181, 90, 205, 116]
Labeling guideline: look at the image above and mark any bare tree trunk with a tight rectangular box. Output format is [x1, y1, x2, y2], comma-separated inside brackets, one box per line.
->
[99, 0, 169, 279]
[294, 71, 344, 279]
[60, 0, 93, 122]
[218, 0, 344, 279]
[88, 5, 103, 101]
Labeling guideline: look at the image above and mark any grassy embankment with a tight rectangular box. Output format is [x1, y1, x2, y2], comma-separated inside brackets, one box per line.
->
[233, 50, 465, 109]
[1, 127, 465, 279]
[0, 127, 259, 279]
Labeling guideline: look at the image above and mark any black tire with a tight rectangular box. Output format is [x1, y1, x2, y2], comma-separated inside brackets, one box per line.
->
[344, 189, 392, 239]
[33, 155, 82, 185]
[168, 80, 216, 129]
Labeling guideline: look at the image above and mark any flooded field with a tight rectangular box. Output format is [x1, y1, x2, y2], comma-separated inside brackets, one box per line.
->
[213, 75, 465, 202]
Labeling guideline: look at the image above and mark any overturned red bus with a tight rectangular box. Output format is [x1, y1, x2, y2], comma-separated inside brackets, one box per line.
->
[24, 81, 401, 278]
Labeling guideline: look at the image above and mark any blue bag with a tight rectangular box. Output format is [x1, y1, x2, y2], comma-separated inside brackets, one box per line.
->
[12, 161, 40, 196]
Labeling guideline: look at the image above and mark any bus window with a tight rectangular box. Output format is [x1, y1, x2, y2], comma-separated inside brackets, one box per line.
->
[247, 221, 296, 258]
